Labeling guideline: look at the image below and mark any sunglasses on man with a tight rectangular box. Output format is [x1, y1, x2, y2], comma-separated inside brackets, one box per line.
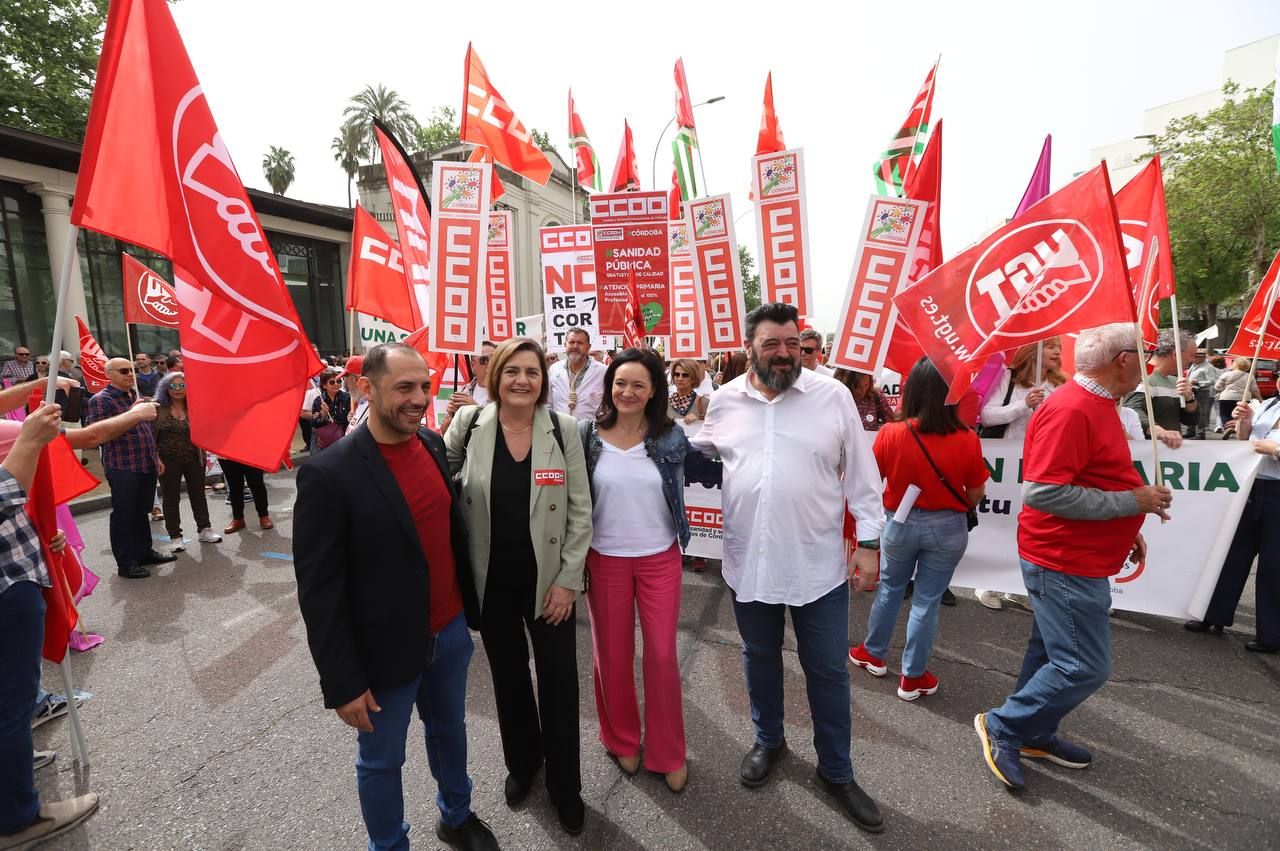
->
[800, 346, 818, 355]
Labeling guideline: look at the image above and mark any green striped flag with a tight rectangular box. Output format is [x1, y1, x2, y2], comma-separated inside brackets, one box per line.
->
[872, 59, 938, 197]
[673, 127, 699, 200]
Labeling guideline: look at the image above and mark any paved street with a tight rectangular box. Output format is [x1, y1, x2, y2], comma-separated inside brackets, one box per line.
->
[31, 468, 1280, 850]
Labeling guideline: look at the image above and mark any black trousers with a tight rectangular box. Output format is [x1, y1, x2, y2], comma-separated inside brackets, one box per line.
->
[1205, 478, 1280, 644]
[105, 468, 157, 570]
[480, 568, 580, 802]
[219, 459, 268, 520]
[157, 454, 209, 538]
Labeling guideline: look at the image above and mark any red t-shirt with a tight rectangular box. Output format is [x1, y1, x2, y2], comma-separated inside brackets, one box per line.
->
[1018, 380, 1143, 577]
[873, 420, 989, 513]
[377, 438, 463, 632]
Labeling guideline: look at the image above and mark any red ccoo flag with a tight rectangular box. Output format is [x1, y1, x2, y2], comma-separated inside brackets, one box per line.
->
[622, 273, 646, 349]
[893, 165, 1133, 402]
[1227, 250, 1280, 360]
[756, 72, 786, 156]
[462, 44, 552, 186]
[610, 120, 641, 192]
[69, 0, 323, 471]
[121, 252, 178, 327]
[347, 204, 419, 333]
[1113, 155, 1175, 345]
[374, 122, 431, 331]
[75, 316, 108, 393]
[468, 146, 506, 202]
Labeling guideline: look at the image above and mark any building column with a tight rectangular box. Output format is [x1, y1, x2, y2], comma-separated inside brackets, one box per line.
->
[25, 183, 90, 358]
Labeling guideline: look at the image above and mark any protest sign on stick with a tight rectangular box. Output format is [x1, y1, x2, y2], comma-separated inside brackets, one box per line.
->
[427, 161, 491, 355]
[540, 225, 606, 351]
[485, 211, 515, 342]
[591, 191, 671, 336]
[752, 149, 814, 319]
[685, 195, 746, 351]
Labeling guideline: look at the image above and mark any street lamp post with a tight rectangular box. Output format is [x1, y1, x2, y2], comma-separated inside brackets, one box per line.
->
[651, 96, 725, 192]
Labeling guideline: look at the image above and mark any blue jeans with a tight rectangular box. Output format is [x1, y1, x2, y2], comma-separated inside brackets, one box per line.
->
[864, 509, 969, 677]
[732, 582, 853, 783]
[355, 613, 474, 851]
[0, 582, 45, 835]
[105, 468, 157, 570]
[985, 559, 1113, 748]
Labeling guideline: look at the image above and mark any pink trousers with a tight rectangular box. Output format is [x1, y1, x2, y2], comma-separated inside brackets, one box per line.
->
[586, 541, 685, 773]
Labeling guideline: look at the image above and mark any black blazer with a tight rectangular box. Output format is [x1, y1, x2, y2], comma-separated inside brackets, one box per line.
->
[293, 424, 480, 709]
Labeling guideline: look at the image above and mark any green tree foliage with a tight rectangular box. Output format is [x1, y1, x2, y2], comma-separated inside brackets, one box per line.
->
[331, 123, 365, 208]
[342, 84, 418, 160]
[531, 128, 554, 152]
[413, 106, 460, 154]
[1156, 82, 1280, 326]
[0, 0, 107, 141]
[262, 146, 295, 195]
[739, 245, 761, 313]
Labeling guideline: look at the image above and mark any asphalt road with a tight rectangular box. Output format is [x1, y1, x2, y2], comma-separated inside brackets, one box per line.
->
[30, 468, 1280, 850]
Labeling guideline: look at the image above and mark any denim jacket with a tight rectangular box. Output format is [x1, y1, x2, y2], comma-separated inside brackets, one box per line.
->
[579, 420, 721, 549]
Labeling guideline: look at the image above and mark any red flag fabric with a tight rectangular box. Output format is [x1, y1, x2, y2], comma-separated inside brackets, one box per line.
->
[885, 120, 944, 376]
[347, 205, 419, 332]
[30, 443, 76, 663]
[374, 123, 430, 331]
[1114, 155, 1175, 345]
[622, 273, 646, 349]
[121, 252, 178, 327]
[69, 0, 323, 470]
[468, 146, 507, 202]
[75, 316, 108, 393]
[893, 165, 1133, 402]
[669, 168, 682, 221]
[610, 120, 641, 192]
[756, 72, 786, 156]
[462, 44, 552, 186]
[568, 90, 601, 192]
[674, 58, 697, 133]
[403, 326, 454, 431]
[1227, 250, 1280, 360]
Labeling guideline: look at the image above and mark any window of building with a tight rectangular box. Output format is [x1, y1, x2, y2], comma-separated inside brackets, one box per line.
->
[78, 230, 178, 357]
[0, 182, 55, 355]
[268, 233, 344, 354]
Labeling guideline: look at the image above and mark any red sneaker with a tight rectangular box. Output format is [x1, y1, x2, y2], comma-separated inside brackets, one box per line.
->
[897, 671, 939, 701]
[848, 644, 887, 677]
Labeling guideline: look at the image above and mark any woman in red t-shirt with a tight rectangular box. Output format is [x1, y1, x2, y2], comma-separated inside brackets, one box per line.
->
[850, 358, 989, 701]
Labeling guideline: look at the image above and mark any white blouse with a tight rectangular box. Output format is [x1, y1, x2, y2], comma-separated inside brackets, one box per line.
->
[590, 439, 676, 557]
[980, 372, 1059, 440]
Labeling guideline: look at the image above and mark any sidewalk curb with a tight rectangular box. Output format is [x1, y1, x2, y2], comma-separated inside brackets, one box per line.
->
[68, 451, 309, 517]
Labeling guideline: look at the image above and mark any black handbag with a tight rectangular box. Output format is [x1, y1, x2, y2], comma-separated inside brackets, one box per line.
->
[906, 425, 979, 531]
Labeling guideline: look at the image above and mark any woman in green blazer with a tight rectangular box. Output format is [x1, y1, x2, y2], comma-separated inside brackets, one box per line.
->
[445, 336, 592, 836]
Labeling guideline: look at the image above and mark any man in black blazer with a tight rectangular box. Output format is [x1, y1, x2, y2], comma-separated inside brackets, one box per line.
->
[294, 343, 498, 851]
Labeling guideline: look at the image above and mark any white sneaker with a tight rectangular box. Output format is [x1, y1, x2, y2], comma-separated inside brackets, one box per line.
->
[0, 792, 99, 848]
[975, 589, 1004, 610]
[169, 536, 185, 553]
[197, 528, 222, 544]
[1002, 593, 1032, 611]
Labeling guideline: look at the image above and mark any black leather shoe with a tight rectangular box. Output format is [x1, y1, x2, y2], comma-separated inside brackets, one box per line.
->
[139, 549, 177, 565]
[117, 564, 151, 579]
[435, 814, 500, 851]
[555, 794, 585, 836]
[1246, 640, 1279, 654]
[1183, 620, 1224, 634]
[816, 770, 885, 833]
[940, 588, 957, 607]
[503, 772, 533, 806]
[739, 740, 787, 788]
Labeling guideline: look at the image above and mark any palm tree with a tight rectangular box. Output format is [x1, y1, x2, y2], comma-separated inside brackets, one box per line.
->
[342, 84, 419, 160]
[332, 122, 366, 207]
[262, 146, 296, 195]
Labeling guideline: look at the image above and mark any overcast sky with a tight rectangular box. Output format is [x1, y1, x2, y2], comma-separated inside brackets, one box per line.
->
[171, 0, 1280, 331]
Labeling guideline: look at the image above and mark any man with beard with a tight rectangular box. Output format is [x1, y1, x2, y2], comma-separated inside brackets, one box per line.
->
[293, 343, 498, 851]
[548, 329, 606, 422]
[690, 303, 886, 834]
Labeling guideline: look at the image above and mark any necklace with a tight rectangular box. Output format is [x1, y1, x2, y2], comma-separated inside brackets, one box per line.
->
[500, 419, 533, 434]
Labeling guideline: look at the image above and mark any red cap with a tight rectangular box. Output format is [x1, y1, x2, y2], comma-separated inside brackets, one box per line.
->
[339, 355, 364, 378]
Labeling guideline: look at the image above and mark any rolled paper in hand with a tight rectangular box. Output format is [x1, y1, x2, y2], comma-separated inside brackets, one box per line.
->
[894, 484, 922, 524]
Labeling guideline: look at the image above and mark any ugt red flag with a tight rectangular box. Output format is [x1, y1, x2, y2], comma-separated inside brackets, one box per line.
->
[374, 122, 431, 331]
[75, 316, 108, 393]
[69, 0, 322, 470]
[347, 204, 418, 333]
[462, 44, 552, 186]
[1114, 154, 1175, 345]
[610, 120, 641, 192]
[121, 252, 178, 327]
[1227, 250, 1280, 360]
[893, 164, 1133, 402]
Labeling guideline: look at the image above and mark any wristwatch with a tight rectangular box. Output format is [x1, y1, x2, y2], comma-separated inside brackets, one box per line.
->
[857, 539, 880, 550]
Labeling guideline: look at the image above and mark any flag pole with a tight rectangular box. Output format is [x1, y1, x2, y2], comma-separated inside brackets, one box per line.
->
[58, 657, 89, 766]
[1035, 341, 1043, 388]
[348, 309, 358, 355]
[1242, 277, 1280, 407]
[1134, 237, 1166, 506]
[1170, 292, 1186, 408]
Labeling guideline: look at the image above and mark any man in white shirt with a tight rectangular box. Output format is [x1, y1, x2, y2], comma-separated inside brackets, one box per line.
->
[548, 329, 607, 421]
[800, 329, 834, 376]
[690, 303, 886, 834]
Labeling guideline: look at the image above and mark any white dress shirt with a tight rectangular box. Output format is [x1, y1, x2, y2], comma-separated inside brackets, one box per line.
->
[1247, 397, 1280, 482]
[548, 357, 607, 422]
[809, 362, 835, 377]
[690, 369, 884, 605]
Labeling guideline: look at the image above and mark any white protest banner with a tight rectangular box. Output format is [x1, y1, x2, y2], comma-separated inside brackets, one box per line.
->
[485, 211, 515, 342]
[686, 195, 748, 351]
[879, 368, 903, 410]
[514, 313, 544, 342]
[753, 148, 814, 318]
[356, 314, 410, 350]
[540, 225, 606, 351]
[428, 161, 491, 355]
[667, 219, 710, 359]
[682, 440, 1261, 618]
[831, 195, 927, 376]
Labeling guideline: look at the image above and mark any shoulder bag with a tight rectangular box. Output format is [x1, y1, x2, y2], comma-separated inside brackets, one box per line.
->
[905, 424, 979, 531]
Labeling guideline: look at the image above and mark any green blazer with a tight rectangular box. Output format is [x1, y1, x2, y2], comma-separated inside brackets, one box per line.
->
[445, 404, 592, 619]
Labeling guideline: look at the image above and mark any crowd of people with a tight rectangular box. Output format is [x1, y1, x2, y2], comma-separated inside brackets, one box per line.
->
[3, 305, 1278, 847]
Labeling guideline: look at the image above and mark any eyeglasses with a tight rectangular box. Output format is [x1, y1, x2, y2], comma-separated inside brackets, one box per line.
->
[169, 383, 186, 390]
[35, 361, 48, 366]
[672, 371, 690, 378]
[800, 346, 818, 355]
[114, 367, 134, 374]
[15, 352, 29, 357]
[326, 380, 341, 386]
